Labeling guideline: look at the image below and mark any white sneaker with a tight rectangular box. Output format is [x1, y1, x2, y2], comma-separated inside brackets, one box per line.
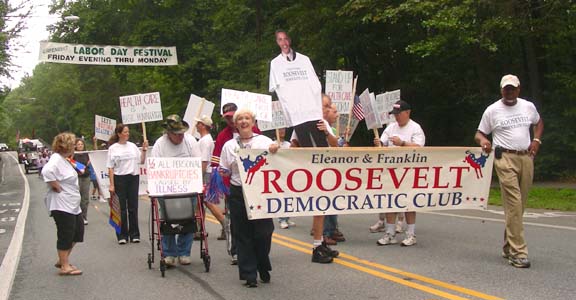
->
[395, 221, 404, 233]
[118, 239, 127, 245]
[287, 220, 296, 227]
[98, 197, 107, 203]
[164, 256, 176, 267]
[370, 220, 385, 233]
[179, 256, 191, 265]
[401, 233, 417, 246]
[279, 220, 289, 229]
[83, 219, 88, 225]
[231, 254, 238, 265]
[376, 233, 398, 246]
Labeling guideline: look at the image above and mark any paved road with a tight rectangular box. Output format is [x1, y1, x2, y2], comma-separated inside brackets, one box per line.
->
[2, 151, 576, 300]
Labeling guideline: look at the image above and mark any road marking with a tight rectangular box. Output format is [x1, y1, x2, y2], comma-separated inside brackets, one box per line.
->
[0, 229, 5, 234]
[0, 217, 16, 222]
[204, 215, 502, 300]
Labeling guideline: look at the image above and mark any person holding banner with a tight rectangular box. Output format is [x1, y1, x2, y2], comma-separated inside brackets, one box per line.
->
[150, 114, 202, 266]
[42, 132, 84, 276]
[475, 74, 543, 268]
[275, 128, 296, 229]
[107, 124, 148, 245]
[373, 100, 425, 247]
[219, 108, 279, 288]
[73, 138, 92, 225]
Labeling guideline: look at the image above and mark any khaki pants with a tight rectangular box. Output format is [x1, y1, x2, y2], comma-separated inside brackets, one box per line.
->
[494, 153, 533, 259]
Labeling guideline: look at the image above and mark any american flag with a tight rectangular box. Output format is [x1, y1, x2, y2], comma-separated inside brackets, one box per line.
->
[352, 95, 364, 120]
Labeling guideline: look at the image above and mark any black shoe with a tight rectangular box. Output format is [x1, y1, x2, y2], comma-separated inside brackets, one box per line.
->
[312, 246, 333, 264]
[259, 270, 270, 283]
[322, 242, 339, 258]
[244, 280, 258, 288]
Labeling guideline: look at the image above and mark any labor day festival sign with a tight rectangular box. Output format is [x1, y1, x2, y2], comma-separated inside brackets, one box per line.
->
[236, 147, 494, 220]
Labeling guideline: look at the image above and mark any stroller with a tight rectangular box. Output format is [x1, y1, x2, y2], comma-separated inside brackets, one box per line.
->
[147, 193, 210, 277]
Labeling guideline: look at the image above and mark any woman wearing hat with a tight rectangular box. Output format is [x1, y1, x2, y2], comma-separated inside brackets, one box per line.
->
[107, 124, 148, 244]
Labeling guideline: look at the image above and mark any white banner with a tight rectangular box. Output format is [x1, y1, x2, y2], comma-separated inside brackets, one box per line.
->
[221, 88, 272, 121]
[360, 88, 381, 130]
[38, 42, 178, 66]
[119, 92, 163, 124]
[87, 150, 148, 199]
[183, 94, 215, 138]
[257, 101, 290, 131]
[375, 89, 401, 125]
[236, 147, 493, 220]
[325, 70, 354, 114]
[146, 157, 203, 197]
[94, 115, 116, 142]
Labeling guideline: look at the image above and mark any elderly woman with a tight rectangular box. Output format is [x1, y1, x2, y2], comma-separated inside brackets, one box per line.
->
[107, 124, 148, 244]
[42, 132, 84, 276]
[219, 108, 279, 288]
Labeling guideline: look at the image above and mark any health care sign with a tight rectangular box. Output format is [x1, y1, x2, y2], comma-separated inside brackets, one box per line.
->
[39, 42, 178, 66]
[236, 147, 493, 220]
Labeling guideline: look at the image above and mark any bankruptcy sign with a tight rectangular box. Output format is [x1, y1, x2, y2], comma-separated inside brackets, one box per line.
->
[236, 147, 493, 219]
[39, 42, 178, 66]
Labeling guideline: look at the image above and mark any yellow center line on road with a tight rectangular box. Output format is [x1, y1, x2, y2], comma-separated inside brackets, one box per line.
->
[204, 215, 502, 300]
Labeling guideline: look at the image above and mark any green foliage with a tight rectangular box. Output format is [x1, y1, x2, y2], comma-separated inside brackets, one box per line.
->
[489, 187, 576, 211]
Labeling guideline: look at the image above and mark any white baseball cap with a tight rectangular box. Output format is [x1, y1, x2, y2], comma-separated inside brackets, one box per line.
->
[195, 115, 213, 127]
[500, 74, 520, 88]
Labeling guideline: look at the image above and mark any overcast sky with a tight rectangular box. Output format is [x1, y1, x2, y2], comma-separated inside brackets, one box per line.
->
[2, 0, 57, 89]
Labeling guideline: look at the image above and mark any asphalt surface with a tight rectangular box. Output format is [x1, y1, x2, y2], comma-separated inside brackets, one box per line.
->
[1, 150, 576, 300]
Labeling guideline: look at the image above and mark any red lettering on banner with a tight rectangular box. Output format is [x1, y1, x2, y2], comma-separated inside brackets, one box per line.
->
[317, 168, 341, 192]
[449, 166, 470, 188]
[366, 168, 384, 189]
[432, 166, 449, 188]
[262, 170, 283, 193]
[287, 169, 312, 192]
[344, 168, 362, 191]
[413, 167, 429, 188]
[388, 167, 410, 188]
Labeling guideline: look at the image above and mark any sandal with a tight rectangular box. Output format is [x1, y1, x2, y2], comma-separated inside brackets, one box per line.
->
[54, 263, 75, 269]
[59, 268, 82, 276]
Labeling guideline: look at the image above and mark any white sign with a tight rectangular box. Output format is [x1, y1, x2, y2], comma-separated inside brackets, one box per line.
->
[87, 150, 148, 199]
[119, 92, 163, 124]
[257, 101, 290, 131]
[375, 89, 401, 125]
[146, 157, 203, 197]
[359, 88, 381, 130]
[39, 42, 178, 66]
[325, 70, 354, 114]
[337, 114, 360, 141]
[236, 147, 493, 219]
[221, 88, 272, 121]
[94, 115, 116, 141]
[183, 94, 215, 138]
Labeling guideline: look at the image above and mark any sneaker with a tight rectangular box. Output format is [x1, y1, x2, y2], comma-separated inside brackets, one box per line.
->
[323, 236, 337, 245]
[217, 228, 226, 240]
[131, 238, 140, 243]
[179, 256, 191, 265]
[321, 242, 339, 258]
[90, 195, 97, 201]
[164, 256, 176, 267]
[401, 233, 417, 246]
[369, 220, 385, 233]
[279, 220, 289, 229]
[83, 219, 88, 225]
[118, 239, 127, 245]
[501, 251, 511, 259]
[259, 270, 271, 283]
[333, 229, 344, 237]
[312, 246, 334, 264]
[287, 220, 296, 227]
[98, 197, 107, 203]
[331, 234, 346, 242]
[231, 254, 238, 265]
[508, 256, 531, 268]
[376, 233, 398, 246]
[395, 221, 404, 233]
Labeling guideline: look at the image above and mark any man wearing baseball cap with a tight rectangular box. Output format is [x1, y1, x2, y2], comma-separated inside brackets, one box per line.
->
[373, 100, 425, 247]
[475, 74, 544, 268]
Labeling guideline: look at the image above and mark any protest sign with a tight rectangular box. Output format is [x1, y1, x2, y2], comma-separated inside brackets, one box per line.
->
[94, 115, 116, 141]
[39, 42, 178, 66]
[221, 88, 272, 121]
[87, 150, 148, 199]
[375, 89, 401, 125]
[337, 114, 359, 140]
[325, 70, 354, 114]
[119, 92, 163, 125]
[359, 88, 381, 130]
[257, 101, 290, 131]
[236, 147, 493, 219]
[146, 157, 203, 197]
[183, 94, 215, 137]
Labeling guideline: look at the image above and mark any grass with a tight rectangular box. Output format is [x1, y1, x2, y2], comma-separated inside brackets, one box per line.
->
[489, 187, 576, 211]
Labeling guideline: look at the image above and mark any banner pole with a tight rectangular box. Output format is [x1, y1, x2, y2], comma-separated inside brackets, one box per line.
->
[141, 122, 147, 142]
[276, 129, 281, 145]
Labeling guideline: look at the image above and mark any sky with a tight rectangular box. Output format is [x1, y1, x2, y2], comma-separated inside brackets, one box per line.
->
[2, 0, 59, 89]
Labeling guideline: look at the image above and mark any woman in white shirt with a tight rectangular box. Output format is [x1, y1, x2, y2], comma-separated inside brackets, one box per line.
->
[107, 124, 148, 245]
[219, 109, 279, 288]
[42, 132, 84, 276]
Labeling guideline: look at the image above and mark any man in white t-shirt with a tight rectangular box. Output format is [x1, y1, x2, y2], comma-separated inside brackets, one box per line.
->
[373, 100, 425, 247]
[150, 114, 201, 267]
[475, 74, 543, 268]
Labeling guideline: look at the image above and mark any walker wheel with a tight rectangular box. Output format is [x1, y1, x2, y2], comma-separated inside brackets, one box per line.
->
[204, 255, 211, 272]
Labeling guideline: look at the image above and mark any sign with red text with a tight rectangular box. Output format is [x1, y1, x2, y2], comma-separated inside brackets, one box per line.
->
[236, 147, 493, 219]
[325, 70, 354, 114]
[94, 115, 116, 141]
[146, 157, 203, 197]
[87, 150, 148, 199]
[221, 88, 272, 121]
[119, 92, 163, 124]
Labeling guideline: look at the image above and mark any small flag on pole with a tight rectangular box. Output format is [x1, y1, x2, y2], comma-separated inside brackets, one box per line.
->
[352, 95, 365, 121]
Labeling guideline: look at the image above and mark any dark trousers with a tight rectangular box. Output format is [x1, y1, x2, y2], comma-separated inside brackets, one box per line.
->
[114, 174, 140, 240]
[293, 120, 329, 147]
[228, 185, 273, 281]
